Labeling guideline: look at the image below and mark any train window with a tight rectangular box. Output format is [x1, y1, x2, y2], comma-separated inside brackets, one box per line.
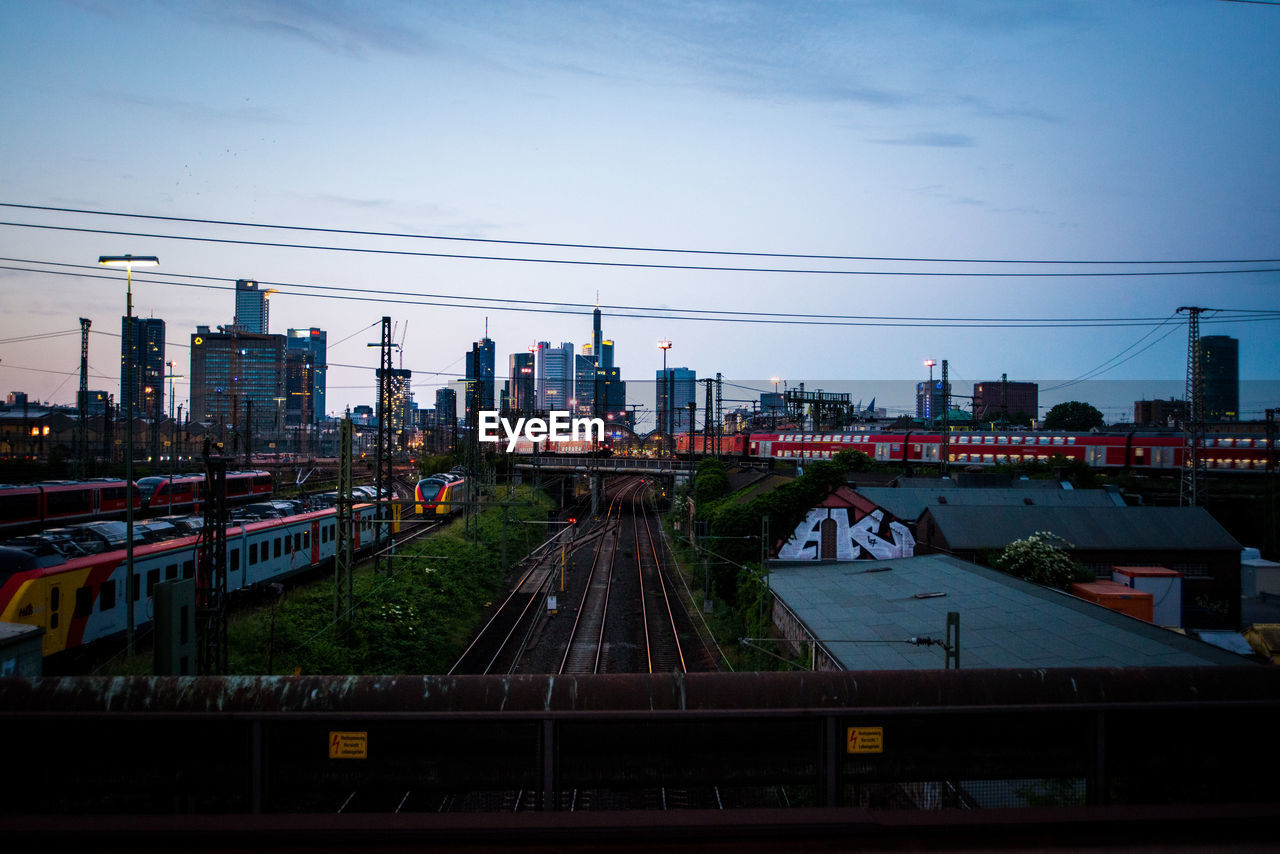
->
[1011, 436, 1022, 444]
[284, 534, 292, 554]
[303, 532, 310, 548]
[147, 569, 159, 597]
[998, 436, 1008, 444]
[182, 560, 194, 579]
[166, 564, 177, 580]
[74, 586, 92, 618]
[1067, 436, 1077, 444]
[231, 550, 240, 570]
[249, 543, 258, 564]
[294, 533, 302, 551]
[274, 538, 282, 558]
[46, 489, 93, 516]
[0, 493, 32, 522]
[99, 579, 116, 612]
[132, 573, 140, 602]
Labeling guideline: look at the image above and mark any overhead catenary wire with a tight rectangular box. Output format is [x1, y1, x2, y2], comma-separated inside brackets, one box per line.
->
[4, 260, 1280, 330]
[4, 202, 1279, 265]
[3, 219, 1279, 278]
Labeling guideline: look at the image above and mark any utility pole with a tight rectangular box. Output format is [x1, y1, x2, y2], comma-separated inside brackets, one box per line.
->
[334, 418, 354, 624]
[243, 398, 253, 469]
[703, 378, 714, 457]
[371, 317, 394, 574]
[77, 318, 91, 478]
[715, 372, 723, 457]
[940, 359, 950, 475]
[1179, 307, 1208, 506]
[196, 438, 229, 675]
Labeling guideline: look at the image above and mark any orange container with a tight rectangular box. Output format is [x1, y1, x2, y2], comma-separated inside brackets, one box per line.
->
[1070, 580, 1154, 623]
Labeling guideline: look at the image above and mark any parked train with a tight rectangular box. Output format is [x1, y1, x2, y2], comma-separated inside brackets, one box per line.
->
[0, 501, 378, 659]
[137, 470, 274, 514]
[727, 430, 1272, 472]
[0, 471, 275, 535]
[415, 471, 472, 516]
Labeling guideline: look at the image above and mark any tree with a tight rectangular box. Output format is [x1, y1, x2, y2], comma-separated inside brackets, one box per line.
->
[1042, 401, 1104, 431]
[992, 531, 1088, 589]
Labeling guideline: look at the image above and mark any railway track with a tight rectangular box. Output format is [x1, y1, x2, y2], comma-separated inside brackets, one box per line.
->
[632, 486, 686, 674]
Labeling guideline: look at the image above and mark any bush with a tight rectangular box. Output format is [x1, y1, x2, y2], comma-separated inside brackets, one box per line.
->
[991, 531, 1090, 590]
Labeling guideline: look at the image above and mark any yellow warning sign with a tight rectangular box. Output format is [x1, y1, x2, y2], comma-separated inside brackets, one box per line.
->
[846, 726, 884, 754]
[392, 502, 402, 534]
[329, 731, 368, 759]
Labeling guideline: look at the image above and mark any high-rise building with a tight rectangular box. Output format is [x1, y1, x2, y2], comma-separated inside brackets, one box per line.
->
[574, 352, 596, 417]
[435, 387, 457, 451]
[1198, 335, 1239, 422]
[916, 380, 950, 423]
[972, 379, 1038, 422]
[464, 336, 495, 425]
[286, 328, 327, 423]
[189, 326, 286, 442]
[656, 367, 696, 433]
[535, 341, 574, 411]
[376, 368, 412, 433]
[508, 352, 535, 414]
[233, 279, 270, 334]
[121, 316, 165, 421]
[78, 390, 110, 417]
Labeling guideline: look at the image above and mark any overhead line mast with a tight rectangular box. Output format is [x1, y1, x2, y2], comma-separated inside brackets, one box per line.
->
[1178, 306, 1211, 507]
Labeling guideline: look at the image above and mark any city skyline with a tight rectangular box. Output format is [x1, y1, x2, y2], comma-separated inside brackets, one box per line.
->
[1, 2, 1277, 419]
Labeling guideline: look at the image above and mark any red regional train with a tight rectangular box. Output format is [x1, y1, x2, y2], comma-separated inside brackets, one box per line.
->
[0, 500, 377, 659]
[676, 430, 1272, 473]
[138, 470, 274, 513]
[0, 471, 275, 534]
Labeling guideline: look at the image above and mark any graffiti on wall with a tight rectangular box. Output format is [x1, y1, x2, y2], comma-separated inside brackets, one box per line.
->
[777, 506, 915, 561]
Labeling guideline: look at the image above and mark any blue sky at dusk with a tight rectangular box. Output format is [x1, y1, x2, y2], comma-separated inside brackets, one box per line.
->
[1, 0, 1277, 420]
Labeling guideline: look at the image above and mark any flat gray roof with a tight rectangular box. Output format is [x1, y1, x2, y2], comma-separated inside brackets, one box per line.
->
[768, 555, 1247, 670]
[855, 486, 1121, 523]
[923, 505, 1240, 552]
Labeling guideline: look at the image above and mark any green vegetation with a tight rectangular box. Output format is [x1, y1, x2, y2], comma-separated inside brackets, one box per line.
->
[991, 531, 1090, 590]
[227, 485, 553, 675]
[1043, 400, 1105, 431]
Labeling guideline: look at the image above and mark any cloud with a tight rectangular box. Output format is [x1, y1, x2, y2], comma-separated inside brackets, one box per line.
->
[183, 0, 434, 59]
[869, 132, 975, 148]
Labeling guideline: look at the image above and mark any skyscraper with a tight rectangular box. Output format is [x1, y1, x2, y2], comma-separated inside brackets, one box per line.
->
[189, 326, 286, 442]
[1198, 335, 1239, 422]
[435, 387, 457, 451]
[234, 279, 269, 333]
[464, 335, 495, 425]
[286, 328, 327, 424]
[535, 341, 574, 411]
[121, 316, 165, 421]
[508, 352, 535, 414]
[916, 380, 950, 423]
[376, 368, 412, 434]
[656, 367, 696, 433]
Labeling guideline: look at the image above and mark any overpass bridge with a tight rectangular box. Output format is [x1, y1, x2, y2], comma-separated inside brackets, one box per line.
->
[1, 668, 1276, 849]
[512, 455, 693, 475]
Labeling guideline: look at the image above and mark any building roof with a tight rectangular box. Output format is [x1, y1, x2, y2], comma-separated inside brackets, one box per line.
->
[768, 554, 1248, 670]
[922, 505, 1240, 553]
[855, 486, 1122, 524]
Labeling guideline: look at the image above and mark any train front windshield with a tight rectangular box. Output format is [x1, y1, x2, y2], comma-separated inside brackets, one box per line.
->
[137, 477, 165, 502]
[417, 478, 446, 501]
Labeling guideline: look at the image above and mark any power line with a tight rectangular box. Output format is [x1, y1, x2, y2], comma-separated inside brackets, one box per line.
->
[6, 260, 1280, 329]
[4, 201, 1277, 265]
[3, 219, 1279, 278]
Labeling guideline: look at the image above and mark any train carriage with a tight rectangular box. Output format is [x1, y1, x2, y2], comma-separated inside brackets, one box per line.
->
[415, 471, 472, 516]
[0, 502, 377, 659]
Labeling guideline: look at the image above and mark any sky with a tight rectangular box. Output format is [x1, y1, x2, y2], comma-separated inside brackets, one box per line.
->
[1, 0, 1277, 425]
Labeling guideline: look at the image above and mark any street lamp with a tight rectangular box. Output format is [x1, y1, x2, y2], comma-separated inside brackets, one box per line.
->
[99, 254, 158, 657]
[657, 339, 672, 455]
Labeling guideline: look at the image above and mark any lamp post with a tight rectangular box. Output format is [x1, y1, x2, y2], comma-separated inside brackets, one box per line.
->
[99, 254, 159, 658]
[657, 339, 672, 455]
